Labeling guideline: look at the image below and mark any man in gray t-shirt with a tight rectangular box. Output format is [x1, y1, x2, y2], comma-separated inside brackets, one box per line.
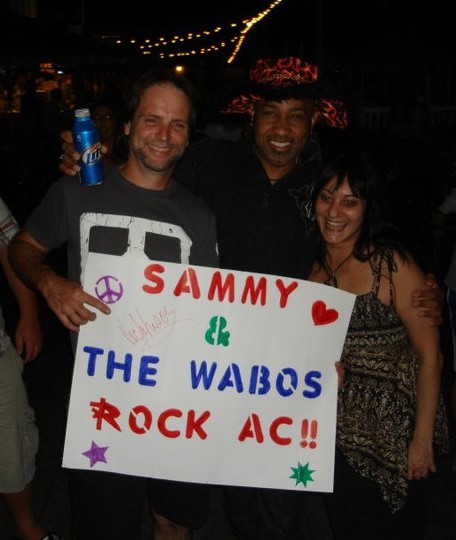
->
[9, 71, 218, 540]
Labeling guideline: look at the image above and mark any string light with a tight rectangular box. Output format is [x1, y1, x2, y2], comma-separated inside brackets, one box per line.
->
[100, 0, 284, 64]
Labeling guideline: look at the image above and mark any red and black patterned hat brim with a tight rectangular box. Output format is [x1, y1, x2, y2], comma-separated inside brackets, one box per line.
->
[220, 57, 348, 129]
[221, 92, 348, 129]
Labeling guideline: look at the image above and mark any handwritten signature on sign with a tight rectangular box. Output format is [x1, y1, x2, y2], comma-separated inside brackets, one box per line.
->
[117, 305, 177, 348]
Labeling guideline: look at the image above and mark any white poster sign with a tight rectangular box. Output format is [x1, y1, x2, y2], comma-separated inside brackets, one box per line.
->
[63, 252, 355, 492]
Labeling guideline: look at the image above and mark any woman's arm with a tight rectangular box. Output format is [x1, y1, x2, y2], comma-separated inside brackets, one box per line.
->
[393, 253, 443, 480]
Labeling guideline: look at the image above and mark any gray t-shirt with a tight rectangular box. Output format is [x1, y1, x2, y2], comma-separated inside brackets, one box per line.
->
[25, 168, 219, 350]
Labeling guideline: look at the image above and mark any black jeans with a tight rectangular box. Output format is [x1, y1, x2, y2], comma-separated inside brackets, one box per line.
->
[69, 469, 146, 540]
[223, 485, 305, 540]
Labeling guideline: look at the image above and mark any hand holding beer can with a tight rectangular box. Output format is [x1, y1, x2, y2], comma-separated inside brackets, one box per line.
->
[73, 108, 104, 186]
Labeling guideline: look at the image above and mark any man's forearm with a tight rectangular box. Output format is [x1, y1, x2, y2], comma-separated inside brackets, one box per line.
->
[8, 235, 57, 297]
[0, 245, 40, 318]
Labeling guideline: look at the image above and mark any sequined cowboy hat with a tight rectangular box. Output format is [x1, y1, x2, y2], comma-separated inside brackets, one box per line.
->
[221, 57, 348, 129]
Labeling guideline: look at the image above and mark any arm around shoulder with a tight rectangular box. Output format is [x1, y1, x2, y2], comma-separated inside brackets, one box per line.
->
[393, 253, 440, 353]
[410, 270, 443, 326]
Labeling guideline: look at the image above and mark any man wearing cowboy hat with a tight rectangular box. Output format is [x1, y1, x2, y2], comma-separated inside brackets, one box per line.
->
[176, 57, 348, 283]
[173, 56, 350, 540]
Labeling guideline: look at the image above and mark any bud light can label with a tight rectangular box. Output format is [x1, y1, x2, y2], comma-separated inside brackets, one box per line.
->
[76, 138, 104, 186]
[73, 108, 105, 186]
[81, 142, 102, 167]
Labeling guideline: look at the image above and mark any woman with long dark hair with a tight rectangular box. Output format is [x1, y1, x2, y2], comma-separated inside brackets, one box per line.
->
[309, 153, 449, 540]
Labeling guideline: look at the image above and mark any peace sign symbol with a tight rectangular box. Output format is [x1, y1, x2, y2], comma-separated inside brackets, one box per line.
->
[95, 275, 124, 304]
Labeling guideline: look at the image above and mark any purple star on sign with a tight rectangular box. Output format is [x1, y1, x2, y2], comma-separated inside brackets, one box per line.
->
[82, 440, 109, 467]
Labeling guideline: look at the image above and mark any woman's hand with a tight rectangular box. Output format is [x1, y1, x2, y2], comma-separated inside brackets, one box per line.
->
[407, 437, 436, 480]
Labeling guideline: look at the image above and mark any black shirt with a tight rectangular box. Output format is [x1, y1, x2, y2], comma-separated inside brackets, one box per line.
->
[175, 136, 320, 279]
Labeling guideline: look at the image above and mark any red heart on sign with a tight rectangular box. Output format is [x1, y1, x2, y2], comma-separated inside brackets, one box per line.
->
[312, 300, 339, 326]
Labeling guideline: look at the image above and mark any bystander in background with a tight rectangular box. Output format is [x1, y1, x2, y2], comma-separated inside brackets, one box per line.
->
[434, 188, 456, 471]
[0, 196, 62, 540]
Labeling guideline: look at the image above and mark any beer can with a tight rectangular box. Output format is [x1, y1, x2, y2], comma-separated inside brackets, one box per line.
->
[73, 108, 104, 186]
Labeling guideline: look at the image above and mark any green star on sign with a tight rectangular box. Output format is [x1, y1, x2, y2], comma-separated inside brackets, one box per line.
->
[290, 461, 315, 487]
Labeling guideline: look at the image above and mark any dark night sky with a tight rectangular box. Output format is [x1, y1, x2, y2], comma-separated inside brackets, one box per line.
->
[10, 0, 456, 67]
[85, 0, 456, 63]
[71, 0, 453, 40]
[37, 0, 271, 32]
[95, 1, 268, 31]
